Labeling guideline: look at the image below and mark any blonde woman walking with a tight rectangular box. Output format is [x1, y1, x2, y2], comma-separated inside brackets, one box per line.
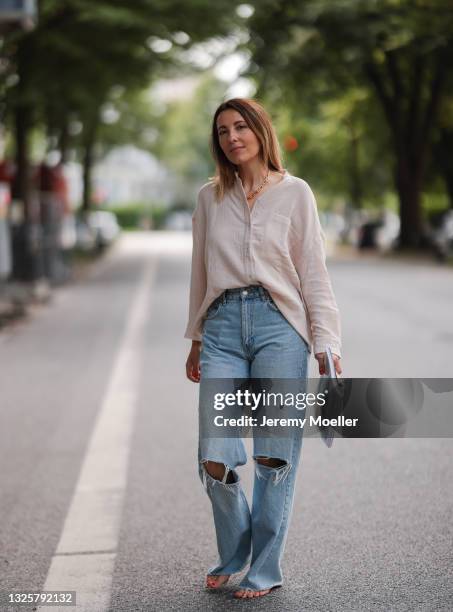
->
[185, 98, 342, 599]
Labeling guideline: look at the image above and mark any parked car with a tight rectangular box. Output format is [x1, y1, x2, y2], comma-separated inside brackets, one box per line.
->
[430, 210, 453, 261]
[87, 211, 121, 249]
[358, 210, 400, 250]
[59, 214, 77, 251]
[75, 216, 97, 252]
[374, 211, 400, 251]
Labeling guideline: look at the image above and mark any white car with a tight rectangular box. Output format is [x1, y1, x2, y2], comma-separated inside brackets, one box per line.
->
[87, 211, 121, 248]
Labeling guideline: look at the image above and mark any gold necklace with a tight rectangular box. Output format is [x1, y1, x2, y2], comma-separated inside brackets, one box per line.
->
[246, 170, 270, 201]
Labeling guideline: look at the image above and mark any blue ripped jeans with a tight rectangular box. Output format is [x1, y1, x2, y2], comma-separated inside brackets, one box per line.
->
[198, 285, 309, 592]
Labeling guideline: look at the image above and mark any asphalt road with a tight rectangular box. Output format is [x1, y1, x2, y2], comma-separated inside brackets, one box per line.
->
[0, 232, 451, 612]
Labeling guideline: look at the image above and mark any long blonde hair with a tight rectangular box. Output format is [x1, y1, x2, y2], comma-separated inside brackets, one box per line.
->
[210, 98, 284, 201]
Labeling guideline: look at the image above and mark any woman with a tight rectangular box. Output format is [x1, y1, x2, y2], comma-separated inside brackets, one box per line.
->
[185, 98, 342, 599]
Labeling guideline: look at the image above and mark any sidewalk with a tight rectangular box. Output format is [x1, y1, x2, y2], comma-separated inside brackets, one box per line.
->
[331, 242, 449, 267]
[0, 278, 50, 328]
[0, 250, 111, 330]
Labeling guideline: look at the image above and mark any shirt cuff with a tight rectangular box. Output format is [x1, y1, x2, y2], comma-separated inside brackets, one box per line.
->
[184, 330, 202, 342]
[313, 340, 342, 359]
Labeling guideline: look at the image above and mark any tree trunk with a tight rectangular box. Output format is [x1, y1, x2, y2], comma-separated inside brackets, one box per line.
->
[435, 129, 453, 209]
[11, 102, 46, 281]
[365, 49, 446, 249]
[13, 103, 31, 219]
[395, 155, 424, 248]
[445, 172, 453, 210]
[347, 119, 362, 209]
[81, 114, 98, 212]
[58, 119, 70, 164]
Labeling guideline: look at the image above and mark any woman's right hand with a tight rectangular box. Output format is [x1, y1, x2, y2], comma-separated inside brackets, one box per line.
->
[186, 341, 201, 382]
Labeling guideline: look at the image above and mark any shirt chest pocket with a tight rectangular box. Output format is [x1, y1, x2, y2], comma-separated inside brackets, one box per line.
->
[263, 212, 291, 247]
[260, 212, 292, 270]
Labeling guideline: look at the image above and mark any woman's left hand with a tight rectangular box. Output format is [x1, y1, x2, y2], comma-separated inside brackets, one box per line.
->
[315, 352, 342, 376]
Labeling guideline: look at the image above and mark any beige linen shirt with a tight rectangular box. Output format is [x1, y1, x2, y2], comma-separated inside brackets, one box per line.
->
[184, 170, 342, 357]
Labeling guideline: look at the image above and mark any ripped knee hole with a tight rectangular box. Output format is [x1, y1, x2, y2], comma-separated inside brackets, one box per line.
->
[202, 460, 236, 484]
[255, 456, 287, 469]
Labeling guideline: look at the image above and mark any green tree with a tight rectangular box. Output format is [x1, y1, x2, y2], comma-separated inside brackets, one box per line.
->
[245, 0, 453, 248]
[0, 0, 243, 278]
[272, 85, 392, 211]
[1, 0, 244, 205]
[152, 73, 228, 201]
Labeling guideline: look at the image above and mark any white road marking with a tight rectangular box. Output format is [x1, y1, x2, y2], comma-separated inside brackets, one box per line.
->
[39, 258, 156, 611]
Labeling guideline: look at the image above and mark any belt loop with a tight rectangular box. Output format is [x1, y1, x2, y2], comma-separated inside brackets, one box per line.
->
[222, 291, 227, 305]
[258, 285, 265, 300]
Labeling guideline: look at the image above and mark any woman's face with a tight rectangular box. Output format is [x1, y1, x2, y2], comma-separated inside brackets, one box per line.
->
[216, 109, 261, 166]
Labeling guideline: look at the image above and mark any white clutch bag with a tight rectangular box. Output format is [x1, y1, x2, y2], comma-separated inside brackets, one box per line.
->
[316, 346, 344, 448]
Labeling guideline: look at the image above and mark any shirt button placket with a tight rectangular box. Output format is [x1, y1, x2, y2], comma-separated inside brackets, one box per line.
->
[247, 219, 253, 282]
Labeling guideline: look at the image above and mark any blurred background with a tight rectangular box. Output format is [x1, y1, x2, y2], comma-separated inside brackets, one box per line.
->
[1, 0, 453, 300]
[0, 2, 452, 611]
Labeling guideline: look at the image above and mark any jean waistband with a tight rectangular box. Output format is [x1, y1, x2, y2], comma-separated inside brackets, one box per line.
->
[220, 285, 272, 303]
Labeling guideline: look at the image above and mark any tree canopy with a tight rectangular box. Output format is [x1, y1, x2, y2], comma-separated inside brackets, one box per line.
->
[243, 0, 453, 247]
